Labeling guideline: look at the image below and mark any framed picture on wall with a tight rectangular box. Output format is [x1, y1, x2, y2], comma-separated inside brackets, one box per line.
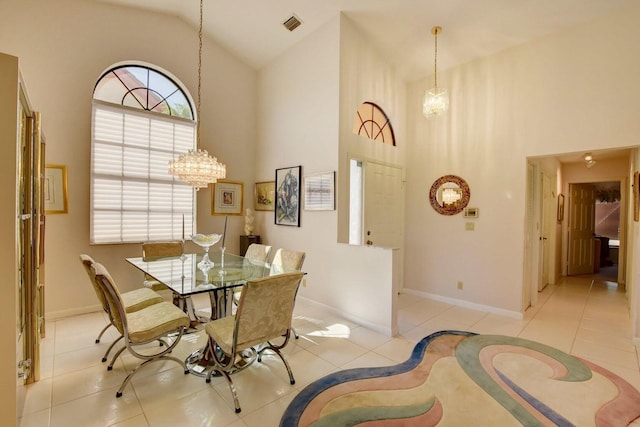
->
[304, 171, 335, 211]
[44, 164, 69, 214]
[211, 180, 244, 215]
[275, 166, 301, 226]
[254, 181, 275, 211]
[557, 193, 565, 222]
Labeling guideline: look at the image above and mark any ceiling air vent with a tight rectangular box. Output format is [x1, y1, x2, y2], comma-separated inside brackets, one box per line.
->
[283, 14, 303, 32]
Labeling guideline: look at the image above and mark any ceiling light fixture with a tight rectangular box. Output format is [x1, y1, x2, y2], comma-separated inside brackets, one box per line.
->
[423, 26, 449, 118]
[584, 152, 596, 168]
[169, 0, 226, 190]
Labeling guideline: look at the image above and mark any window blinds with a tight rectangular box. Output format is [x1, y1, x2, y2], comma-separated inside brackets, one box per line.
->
[91, 102, 195, 244]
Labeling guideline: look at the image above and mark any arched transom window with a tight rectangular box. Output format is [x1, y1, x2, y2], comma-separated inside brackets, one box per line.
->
[352, 102, 396, 146]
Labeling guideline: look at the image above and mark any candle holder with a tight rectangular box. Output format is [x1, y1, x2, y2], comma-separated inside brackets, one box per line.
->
[218, 246, 227, 277]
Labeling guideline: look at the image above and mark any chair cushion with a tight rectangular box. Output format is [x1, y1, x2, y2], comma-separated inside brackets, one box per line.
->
[127, 302, 190, 343]
[205, 316, 236, 354]
[121, 288, 164, 313]
[143, 279, 169, 292]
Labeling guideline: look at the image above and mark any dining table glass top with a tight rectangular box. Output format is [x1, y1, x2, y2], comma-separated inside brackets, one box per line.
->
[126, 250, 270, 297]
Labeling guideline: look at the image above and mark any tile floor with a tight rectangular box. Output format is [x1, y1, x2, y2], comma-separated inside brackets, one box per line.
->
[19, 273, 640, 427]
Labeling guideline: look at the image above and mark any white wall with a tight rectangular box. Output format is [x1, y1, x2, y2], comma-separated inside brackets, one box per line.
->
[405, 3, 640, 329]
[336, 15, 407, 243]
[0, 0, 257, 318]
[255, 15, 406, 335]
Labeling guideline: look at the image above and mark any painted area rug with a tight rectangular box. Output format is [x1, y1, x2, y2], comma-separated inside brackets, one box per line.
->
[280, 330, 640, 426]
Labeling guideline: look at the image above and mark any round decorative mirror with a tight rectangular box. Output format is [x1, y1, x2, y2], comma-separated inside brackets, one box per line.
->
[429, 175, 470, 215]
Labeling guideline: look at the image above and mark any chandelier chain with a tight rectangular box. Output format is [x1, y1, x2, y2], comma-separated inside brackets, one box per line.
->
[167, 0, 226, 189]
[197, 0, 203, 146]
[433, 27, 438, 89]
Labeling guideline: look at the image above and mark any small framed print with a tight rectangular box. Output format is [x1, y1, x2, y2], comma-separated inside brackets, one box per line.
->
[275, 166, 301, 226]
[211, 180, 244, 215]
[304, 171, 335, 211]
[44, 164, 68, 214]
[463, 207, 479, 218]
[254, 181, 275, 211]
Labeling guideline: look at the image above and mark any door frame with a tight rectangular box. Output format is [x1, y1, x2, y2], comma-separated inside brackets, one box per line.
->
[524, 161, 560, 310]
[563, 179, 627, 284]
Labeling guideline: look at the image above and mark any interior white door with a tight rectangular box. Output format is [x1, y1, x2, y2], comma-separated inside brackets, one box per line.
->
[523, 163, 535, 310]
[567, 183, 596, 275]
[539, 174, 553, 290]
[363, 161, 404, 249]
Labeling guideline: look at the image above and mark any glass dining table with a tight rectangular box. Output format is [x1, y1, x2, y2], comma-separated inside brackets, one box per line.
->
[126, 250, 270, 320]
[126, 249, 273, 376]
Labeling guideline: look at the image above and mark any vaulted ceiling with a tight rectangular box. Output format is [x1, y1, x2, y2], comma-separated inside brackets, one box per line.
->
[95, 0, 636, 82]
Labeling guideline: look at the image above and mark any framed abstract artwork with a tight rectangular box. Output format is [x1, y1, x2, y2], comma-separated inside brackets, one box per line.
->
[275, 166, 301, 226]
[254, 181, 275, 211]
[211, 180, 244, 215]
[304, 171, 335, 211]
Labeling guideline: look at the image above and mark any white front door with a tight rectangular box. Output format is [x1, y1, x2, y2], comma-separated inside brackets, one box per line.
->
[363, 161, 404, 249]
[568, 183, 596, 275]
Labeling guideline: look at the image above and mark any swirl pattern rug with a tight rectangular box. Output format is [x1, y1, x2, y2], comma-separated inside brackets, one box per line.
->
[280, 330, 640, 426]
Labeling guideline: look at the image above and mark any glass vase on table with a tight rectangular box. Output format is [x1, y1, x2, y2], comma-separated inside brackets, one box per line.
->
[191, 233, 222, 286]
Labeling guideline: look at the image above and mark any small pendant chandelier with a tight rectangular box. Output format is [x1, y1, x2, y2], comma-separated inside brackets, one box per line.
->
[169, 0, 226, 189]
[422, 26, 449, 118]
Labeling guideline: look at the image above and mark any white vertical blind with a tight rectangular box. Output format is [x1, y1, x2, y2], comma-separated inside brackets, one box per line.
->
[91, 102, 195, 244]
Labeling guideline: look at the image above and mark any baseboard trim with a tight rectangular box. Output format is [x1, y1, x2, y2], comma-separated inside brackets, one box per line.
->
[401, 288, 524, 320]
[45, 304, 102, 320]
[296, 296, 393, 337]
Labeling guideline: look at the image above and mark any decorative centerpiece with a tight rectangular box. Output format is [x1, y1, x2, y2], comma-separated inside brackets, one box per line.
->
[191, 233, 222, 285]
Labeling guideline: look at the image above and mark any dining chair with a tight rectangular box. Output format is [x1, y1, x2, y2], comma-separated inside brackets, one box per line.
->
[80, 254, 164, 362]
[244, 243, 272, 264]
[269, 248, 306, 339]
[232, 243, 273, 306]
[141, 241, 183, 291]
[92, 262, 191, 397]
[269, 248, 305, 275]
[204, 271, 305, 413]
[141, 241, 204, 320]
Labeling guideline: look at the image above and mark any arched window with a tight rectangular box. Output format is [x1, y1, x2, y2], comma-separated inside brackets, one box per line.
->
[352, 102, 396, 146]
[91, 63, 196, 244]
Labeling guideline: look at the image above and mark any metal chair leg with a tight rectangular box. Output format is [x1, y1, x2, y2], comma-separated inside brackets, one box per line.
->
[101, 335, 123, 363]
[115, 327, 188, 397]
[95, 323, 112, 343]
[107, 345, 126, 370]
[205, 362, 241, 413]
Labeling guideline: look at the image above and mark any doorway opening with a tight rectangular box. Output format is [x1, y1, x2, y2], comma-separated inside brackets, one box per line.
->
[524, 148, 632, 312]
[592, 181, 620, 281]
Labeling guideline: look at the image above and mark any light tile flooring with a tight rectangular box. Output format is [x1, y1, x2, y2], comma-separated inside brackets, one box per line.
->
[19, 273, 640, 427]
